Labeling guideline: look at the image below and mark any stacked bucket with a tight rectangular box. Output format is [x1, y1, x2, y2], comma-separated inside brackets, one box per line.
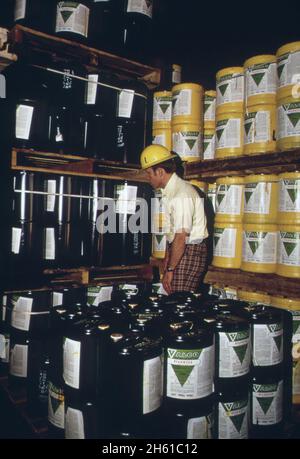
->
[203, 90, 216, 160]
[152, 190, 167, 260]
[215, 67, 244, 159]
[152, 91, 172, 151]
[172, 83, 204, 162]
[244, 55, 277, 155]
[276, 42, 300, 152]
[212, 176, 244, 269]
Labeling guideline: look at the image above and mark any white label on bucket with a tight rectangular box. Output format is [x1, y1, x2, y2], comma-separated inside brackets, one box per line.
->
[45, 228, 56, 260]
[216, 73, 244, 105]
[246, 63, 277, 97]
[14, 0, 26, 21]
[153, 96, 172, 122]
[11, 227, 22, 255]
[65, 408, 85, 439]
[218, 399, 249, 439]
[52, 292, 64, 307]
[279, 179, 300, 213]
[213, 227, 237, 259]
[166, 346, 214, 400]
[16, 104, 34, 140]
[243, 230, 277, 264]
[56, 3, 90, 37]
[244, 111, 271, 144]
[143, 355, 163, 414]
[0, 334, 9, 363]
[219, 330, 251, 378]
[278, 103, 300, 139]
[115, 185, 137, 215]
[291, 312, 300, 343]
[63, 338, 81, 389]
[118, 90, 135, 118]
[152, 133, 167, 148]
[203, 133, 215, 160]
[172, 90, 192, 117]
[204, 96, 216, 122]
[86, 74, 99, 105]
[187, 416, 213, 439]
[11, 296, 33, 332]
[277, 51, 300, 88]
[127, 0, 153, 18]
[10, 344, 28, 378]
[172, 131, 202, 159]
[253, 323, 283, 366]
[252, 381, 283, 425]
[48, 382, 65, 429]
[244, 182, 272, 215]
[46, 180, 57, 212]
[87, 286, 113, 305]
[216, 118, 241, 149]
[153, 234, 167, 253]
[278, 231, 300, 267]
[216, 184, 243, 216]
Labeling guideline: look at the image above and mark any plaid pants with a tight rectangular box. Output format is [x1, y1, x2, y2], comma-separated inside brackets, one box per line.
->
[171, 241, 208, 293]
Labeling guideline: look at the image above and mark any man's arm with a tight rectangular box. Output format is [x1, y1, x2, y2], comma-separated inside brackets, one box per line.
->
[162, 230, 188, 294]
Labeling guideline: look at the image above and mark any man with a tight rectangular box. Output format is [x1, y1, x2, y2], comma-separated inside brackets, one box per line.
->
[140, 144, 208, 295]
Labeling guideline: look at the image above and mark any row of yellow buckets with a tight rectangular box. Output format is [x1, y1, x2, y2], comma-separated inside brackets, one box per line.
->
[153, 41, 300, 161]
[210, 285, 300, 405]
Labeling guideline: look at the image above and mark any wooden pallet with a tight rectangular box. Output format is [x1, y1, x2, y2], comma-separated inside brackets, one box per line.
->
[185, 149, 300, 180]
[0, 377, 48, 438]
[11, 148, 149, 183]
[205, 266, 300, 299]
[44, 263, 153, 286]
[8, 25, 160, 88]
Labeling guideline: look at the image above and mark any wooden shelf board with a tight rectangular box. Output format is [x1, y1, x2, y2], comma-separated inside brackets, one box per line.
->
[44, 263, 153, 285]
[185, 149, 300, 180]
[205, 266, 300, 299]
[8, 25, 161, 88]
[11, 148, 149, 183]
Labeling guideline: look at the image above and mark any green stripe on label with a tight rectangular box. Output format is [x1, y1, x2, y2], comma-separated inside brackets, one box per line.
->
[251, 73, 265, 87]
[172, 364, 194, 386]
[257, 396, 274, 415]
[219, 84, 229, 96]
[284, 242, 297, 257]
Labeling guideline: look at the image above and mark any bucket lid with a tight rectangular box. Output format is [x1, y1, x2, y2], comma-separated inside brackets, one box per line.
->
[276, 41, 300, 57]
[216, 103, 244, 116]
[244, 54, 276, 69]
[154, 90, 172, 98]
[216, 176, 245, 185]
[205, 90, 217, 98]
[172, 83, 203, 92]
[216, 67, 244, 80]
[244, 174, 278, 183]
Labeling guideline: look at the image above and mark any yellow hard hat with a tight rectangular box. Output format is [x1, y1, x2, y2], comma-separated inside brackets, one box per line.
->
[140, 145, 177, 169]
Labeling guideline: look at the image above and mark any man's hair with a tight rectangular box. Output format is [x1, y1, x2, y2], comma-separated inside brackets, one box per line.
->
[152, 159, 177, 174]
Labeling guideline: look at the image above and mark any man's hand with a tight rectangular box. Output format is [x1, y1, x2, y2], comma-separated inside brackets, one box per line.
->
[162, 271, 173, 295]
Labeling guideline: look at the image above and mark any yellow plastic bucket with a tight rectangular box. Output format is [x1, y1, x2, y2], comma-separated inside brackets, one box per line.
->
[244, 103, 277, 155]
[189, 180, 208, 194]
[215, 176, 244, 223]
[278, 172, 300, 225]
[152, 127, 172, 151]
[277, 224, 300, 278]
[204, 90, 216, 129]
[277, 93, 300, 151]
[208, 183, 217, 212]
[172, 83, 204, 124]
[271, 295, 300, 405]
[244, 55, 277, 105]
[238, 289, 271, 306]
[216, 67, 244, 109]
[152, 234, 167, 259]
[172, 123, 203, 162]
[203, 128, 215, 160]
[212, 222, 243, 269]
[216, 105, 244, 158]
[276, 42, 300, 96]
[243, 174, 278, 224]
[241, 223, 278, 273]
[152, 190, 166, 234]
[153, 91, 172, 128]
